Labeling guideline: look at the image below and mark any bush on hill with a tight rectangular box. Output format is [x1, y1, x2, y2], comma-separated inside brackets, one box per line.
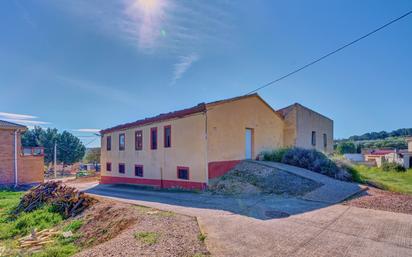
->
[262, 147, 351, 181]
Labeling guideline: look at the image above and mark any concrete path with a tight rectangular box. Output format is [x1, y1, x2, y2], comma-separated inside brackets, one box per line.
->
[77, 183, 412, 257]
[253, 161, 364, 203]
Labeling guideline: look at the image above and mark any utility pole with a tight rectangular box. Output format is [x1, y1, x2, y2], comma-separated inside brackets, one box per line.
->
[54, 142, 57, 179]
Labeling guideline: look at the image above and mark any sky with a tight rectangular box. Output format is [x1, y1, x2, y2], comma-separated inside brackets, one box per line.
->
[0, 0, 411, 148]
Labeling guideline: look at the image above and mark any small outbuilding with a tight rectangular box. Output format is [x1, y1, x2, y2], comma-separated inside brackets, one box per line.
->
[0, 120, 44, 186]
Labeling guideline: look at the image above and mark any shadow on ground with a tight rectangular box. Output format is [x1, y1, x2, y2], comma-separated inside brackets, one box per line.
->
[85, 184, 333, 220]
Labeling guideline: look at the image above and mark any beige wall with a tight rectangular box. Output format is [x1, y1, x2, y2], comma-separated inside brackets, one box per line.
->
[206, 96, 284, 162]
[279, 106, 297, 147]
[408, 139, 412, 152]
[101, 113, 208, 183]
[282, 104, 333, 153]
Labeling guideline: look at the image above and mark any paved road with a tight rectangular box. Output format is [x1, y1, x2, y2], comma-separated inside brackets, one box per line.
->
[69, 182, 412, 257]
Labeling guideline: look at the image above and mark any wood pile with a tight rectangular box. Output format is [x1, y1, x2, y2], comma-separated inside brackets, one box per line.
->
[14, 181, 96, 218]
[18, 228, 59, 252]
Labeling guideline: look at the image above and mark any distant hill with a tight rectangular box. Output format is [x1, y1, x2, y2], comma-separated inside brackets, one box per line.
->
[347, 128, 412, 141]
[335, 128, 411, 151]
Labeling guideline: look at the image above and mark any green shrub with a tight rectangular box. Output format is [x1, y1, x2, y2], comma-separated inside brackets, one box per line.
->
[262, 148, 289, 162]
[381, 162, 406, 172]
[336, 141, 357, 154]
[281, 148, 340, 178]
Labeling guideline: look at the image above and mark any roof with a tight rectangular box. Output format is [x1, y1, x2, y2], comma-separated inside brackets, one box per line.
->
[100, 103, 207, 134]
[277, 103, 333, 122]
[0, 120, 27, 130]
[101, 94, 284, 134]
[368, 150, 395, 156]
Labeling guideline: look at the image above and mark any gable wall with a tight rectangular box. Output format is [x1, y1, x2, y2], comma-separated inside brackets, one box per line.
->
[206, 96, 284, 164]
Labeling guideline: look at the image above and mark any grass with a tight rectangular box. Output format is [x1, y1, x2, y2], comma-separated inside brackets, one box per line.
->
[63, 220, 83, 233]
[349, 165, 412, 194]
[134, 231, 160, 245]
[197, 233, 206, 242]
[0, 190, 80, 257]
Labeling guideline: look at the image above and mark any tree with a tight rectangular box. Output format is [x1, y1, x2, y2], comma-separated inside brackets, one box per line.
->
[57, 131, 86, 165]
[336, 141, 357, 154]
[84, 148, 101, 164]
[21, 127, 86, 164]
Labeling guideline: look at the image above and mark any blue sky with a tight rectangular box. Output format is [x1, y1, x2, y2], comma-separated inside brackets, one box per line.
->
[1, 0, 411, 147]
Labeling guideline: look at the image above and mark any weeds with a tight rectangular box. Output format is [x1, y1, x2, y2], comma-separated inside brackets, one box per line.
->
[64, 220, 83, 233]
[197, 233, 206, 242]
[134, 231, 160, 245]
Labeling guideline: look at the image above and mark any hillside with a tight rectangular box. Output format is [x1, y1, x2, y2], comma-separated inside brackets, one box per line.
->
[347, 128, 412, 141]
[335, 128, 412, 152]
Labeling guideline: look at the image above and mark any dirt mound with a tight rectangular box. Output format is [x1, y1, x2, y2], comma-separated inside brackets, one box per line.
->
[209, 161, 323, 196]
[77, 199, 136, 247]
[75, 201, 209, 257]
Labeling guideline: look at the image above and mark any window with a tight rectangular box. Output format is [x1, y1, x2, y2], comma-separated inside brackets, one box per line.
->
[106, 162, 112, 172]
[323, 133, 327, 148]
[107, 136, 111, 151]
[150, 127, 157, 150]
[311, 131, 316, 146]
[119, 133, 125, 151]
[135, 130, 143, 150]
[164, 125, 171, 148]
[177, 166, 189, 180]
[118, 163, 125, 174]
[135, 165, 143, 177]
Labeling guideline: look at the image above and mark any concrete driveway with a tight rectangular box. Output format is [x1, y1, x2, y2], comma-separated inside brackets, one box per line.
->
[73, 183, 412, 257]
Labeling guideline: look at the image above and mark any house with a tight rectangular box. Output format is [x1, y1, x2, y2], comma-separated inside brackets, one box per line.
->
[100, 94, 333, 190]
[0, 120, 44, 186]
[383, 138, 412, 169]
[363, 140, 412, 169]
[277, 103, 334, 153]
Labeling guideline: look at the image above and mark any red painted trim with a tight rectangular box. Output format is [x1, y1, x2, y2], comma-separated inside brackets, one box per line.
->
[150, 127, 157, 150]
[100, 176, 206, 190]
[119, 133, 125, 151]
[164, 125, 171, 148]
[176, 166, 190, 180]
[106, 162, 112, 172]
[135, 130, 143, 150]
[208, 160, 241, 179]
[118, 163, 125, 174]
[134, 164, 144, 177]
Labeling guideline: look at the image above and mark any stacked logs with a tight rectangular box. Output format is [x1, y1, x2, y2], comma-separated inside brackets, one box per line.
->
[14, 181, 96, 218]
[18, 229, 60, 251]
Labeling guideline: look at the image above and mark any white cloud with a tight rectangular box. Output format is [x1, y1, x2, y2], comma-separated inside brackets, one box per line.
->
[73, 129, 101, 133]
[2, 119, 50, 125]
[171, 54, 199, 85]
[0, 112, 50, 127]
[0, 112, 37, 120]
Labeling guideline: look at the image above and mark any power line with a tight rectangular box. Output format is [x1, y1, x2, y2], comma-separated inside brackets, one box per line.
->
[246, 10, 412, 95]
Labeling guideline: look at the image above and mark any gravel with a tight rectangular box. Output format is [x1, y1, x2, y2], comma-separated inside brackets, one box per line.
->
[75, 200, 209, 257]
[343, 187, 412, 215]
